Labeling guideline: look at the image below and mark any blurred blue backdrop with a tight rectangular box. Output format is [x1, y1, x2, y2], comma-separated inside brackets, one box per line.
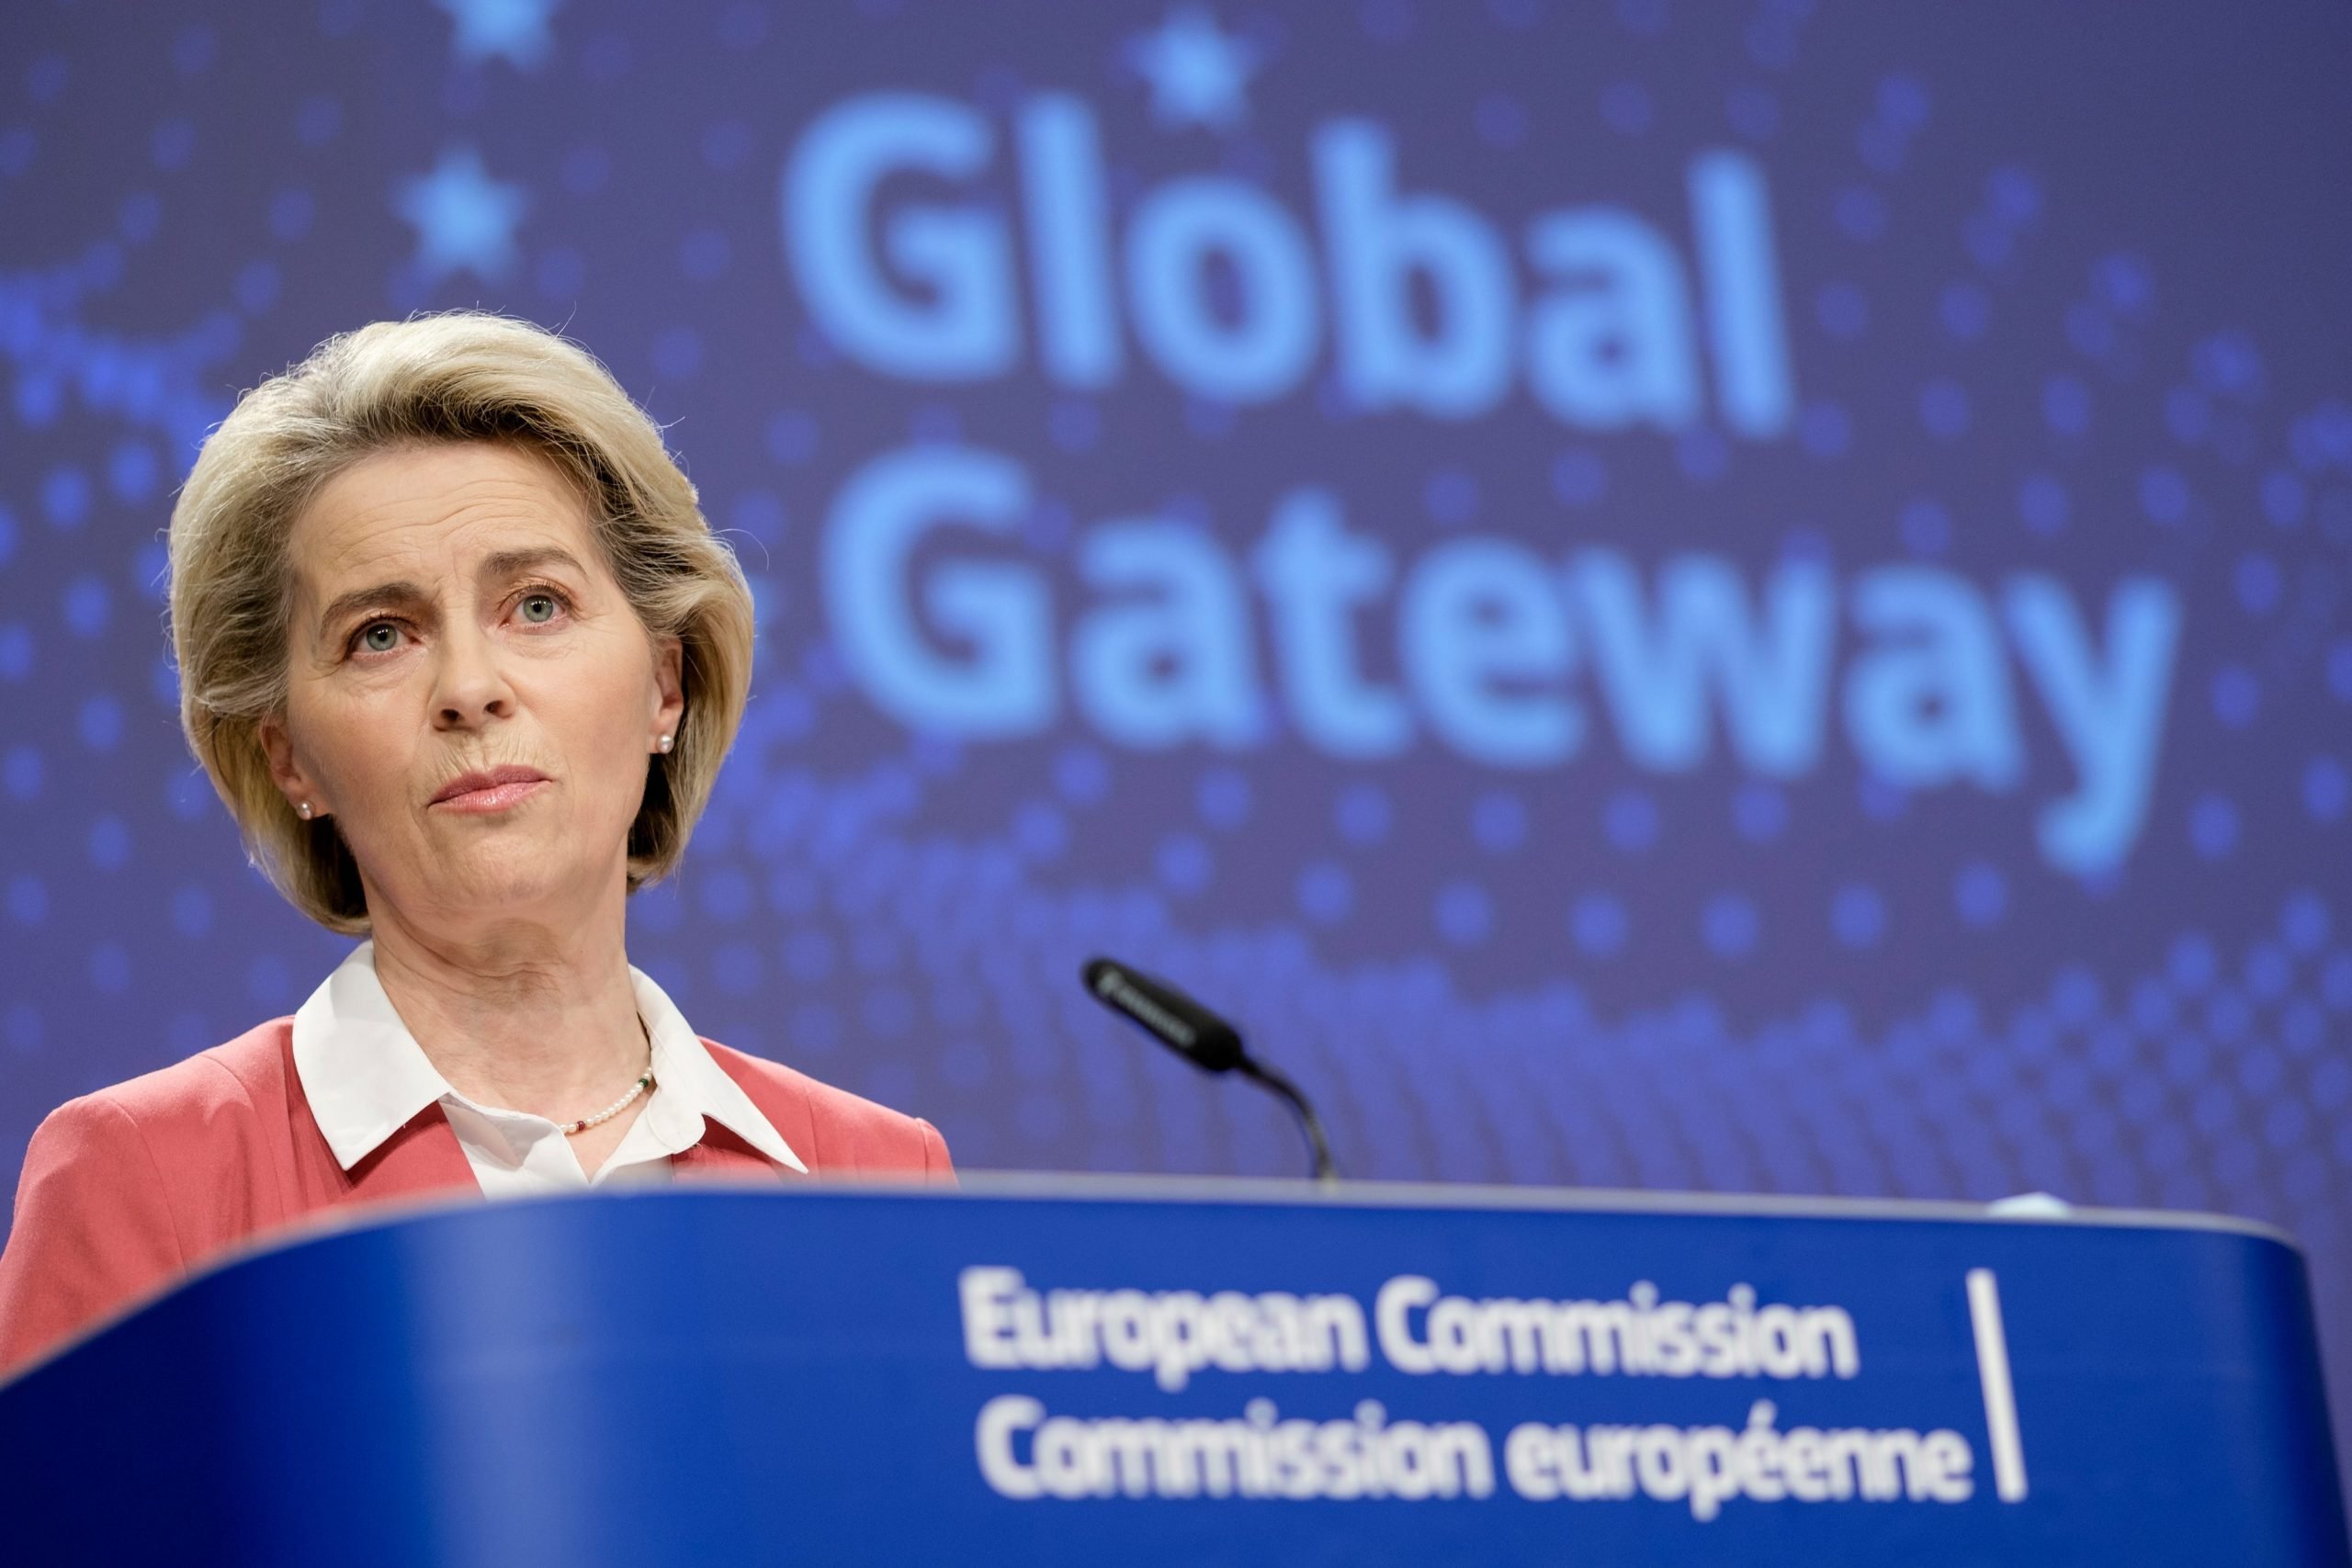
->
[2, 0, 2348, 1474]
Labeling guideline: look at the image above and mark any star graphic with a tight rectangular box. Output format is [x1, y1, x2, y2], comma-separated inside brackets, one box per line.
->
[1124, 5, 1263, 130]
[435, 0, 561, 70]
[393, 148, 529, 282]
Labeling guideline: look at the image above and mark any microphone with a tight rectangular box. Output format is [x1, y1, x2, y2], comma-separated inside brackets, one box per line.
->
[1081, 956, 1338, 1183]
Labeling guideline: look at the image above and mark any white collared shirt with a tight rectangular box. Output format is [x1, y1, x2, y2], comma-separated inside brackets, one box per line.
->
[292, 941, 807, 1195]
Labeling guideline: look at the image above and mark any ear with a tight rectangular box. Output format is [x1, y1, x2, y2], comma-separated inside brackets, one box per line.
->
[650, 635, 685, 749]
[255, 713, 329, 819]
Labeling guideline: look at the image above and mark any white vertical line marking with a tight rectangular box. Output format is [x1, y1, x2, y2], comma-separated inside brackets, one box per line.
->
[1966, 1267, 2030, 1503]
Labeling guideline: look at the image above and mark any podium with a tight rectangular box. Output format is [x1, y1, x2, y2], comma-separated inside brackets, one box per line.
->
[1, 1177, 2344, 1565]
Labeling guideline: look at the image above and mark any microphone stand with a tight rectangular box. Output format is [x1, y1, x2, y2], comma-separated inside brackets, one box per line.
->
[1082, 954, 1340, 1186]
[1236, 1057, 1337, 1186]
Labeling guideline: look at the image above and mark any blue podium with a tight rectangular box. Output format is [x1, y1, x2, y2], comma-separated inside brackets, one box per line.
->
[0, 1177, 2343, 1565]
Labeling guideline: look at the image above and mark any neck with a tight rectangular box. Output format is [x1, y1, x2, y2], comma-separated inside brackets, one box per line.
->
[363, 895, 649, 1123]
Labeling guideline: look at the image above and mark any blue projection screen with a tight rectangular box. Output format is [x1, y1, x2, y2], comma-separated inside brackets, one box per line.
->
[3, 0, 2349, 1473]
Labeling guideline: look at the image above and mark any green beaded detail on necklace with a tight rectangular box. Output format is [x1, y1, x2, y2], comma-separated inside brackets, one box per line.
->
[560, 1068, 653, 1136]
[560, 1015, 656, 1137]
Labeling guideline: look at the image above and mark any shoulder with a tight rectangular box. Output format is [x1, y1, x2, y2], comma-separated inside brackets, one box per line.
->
[104, 1020, 291, 1112]
[6, 1019, 293, 1228]
[0, 1020, 294, 1371]
[702, 1041, 955, 1182]
[9, 1020, 296, 1256]
[55, 1021, 291, 1154]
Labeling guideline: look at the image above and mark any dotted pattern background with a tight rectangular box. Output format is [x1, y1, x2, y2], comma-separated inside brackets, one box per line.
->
[3, 0, 2350, 1483]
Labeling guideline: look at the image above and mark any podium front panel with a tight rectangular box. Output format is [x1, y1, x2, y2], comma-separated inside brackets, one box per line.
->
[0, 1179, 2341, 1565]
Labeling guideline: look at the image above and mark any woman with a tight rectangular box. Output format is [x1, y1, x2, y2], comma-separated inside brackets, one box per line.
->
[0, 312, 951, 1374]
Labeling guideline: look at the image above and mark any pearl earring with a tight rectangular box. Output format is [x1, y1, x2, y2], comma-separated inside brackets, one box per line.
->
[657, 735, 673, 754]
[298, 802, 312, 820]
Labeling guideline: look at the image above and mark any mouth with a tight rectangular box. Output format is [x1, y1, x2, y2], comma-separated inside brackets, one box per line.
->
[430, 765, 551, 814]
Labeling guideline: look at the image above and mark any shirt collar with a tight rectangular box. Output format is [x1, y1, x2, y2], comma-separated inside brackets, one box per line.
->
[626, 959, 806, 1173]
[291, 940, 806, 1175]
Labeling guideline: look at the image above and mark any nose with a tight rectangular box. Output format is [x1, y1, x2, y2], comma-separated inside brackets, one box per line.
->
[429, 622, 517, 731]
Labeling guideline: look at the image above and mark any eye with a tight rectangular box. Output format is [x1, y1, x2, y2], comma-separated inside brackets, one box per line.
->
[519, 592, 559, 625]
[356, 622, 402, 655]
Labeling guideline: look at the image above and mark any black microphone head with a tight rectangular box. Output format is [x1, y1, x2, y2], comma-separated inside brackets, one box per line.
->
[1081, 956, 1247, 1074]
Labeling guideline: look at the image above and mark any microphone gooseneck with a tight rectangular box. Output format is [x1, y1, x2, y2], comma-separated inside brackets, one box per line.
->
[1081, 956, 1339, 1184]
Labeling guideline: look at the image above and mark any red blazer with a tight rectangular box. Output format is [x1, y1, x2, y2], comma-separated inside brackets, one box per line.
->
[0, 1019, 954, 1376]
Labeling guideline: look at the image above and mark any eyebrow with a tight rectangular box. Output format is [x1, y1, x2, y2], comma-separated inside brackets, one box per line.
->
[315, 580, 428, 640]
[312, 548, 593, 639]
[480, 547, 591, 582]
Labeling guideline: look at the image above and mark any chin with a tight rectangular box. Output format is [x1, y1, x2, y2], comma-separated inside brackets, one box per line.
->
[421, 850, 580, 916]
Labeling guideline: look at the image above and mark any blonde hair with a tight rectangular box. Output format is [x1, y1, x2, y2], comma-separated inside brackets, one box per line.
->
[168, 311, 754, 934]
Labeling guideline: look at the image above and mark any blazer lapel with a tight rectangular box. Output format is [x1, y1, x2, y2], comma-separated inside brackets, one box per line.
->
[337, 1106, 481, 1205]
[673, 1122, 804, 1183]
[701, 1038, 820, 1175]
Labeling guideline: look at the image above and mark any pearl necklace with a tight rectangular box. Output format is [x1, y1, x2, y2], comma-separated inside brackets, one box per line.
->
[560, 1017, 656, 1137]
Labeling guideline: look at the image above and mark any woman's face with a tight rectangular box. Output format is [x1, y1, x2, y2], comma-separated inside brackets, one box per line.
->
[260, 442, 684, 935]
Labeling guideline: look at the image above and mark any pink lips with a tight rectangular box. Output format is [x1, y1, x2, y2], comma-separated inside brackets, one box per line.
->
[430, 764, 550, 814]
